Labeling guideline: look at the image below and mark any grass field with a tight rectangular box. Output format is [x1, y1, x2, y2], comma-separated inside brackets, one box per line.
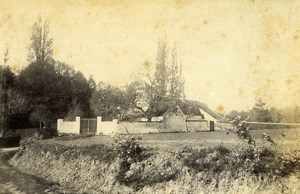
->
[47, 128, 300, 151]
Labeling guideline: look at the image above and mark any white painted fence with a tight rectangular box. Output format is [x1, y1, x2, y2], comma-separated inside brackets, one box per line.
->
[57, 116, 119, 135]
[57, 117, 80, 134]
[96, 117, 118, 135]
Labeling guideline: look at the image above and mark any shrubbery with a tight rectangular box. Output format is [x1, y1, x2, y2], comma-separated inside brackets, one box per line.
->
[113, 136, 148, 188]
[0, 136, 21, 147]
[112, 136, 300, 191]
[183, 145, 300, 180]
[109, 119, 300, 191]
[114, 136, 145, 166]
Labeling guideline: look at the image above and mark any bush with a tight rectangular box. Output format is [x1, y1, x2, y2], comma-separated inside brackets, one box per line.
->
[112, 134, 300, 191]
[184, 145, 232, 174]
[0, 136, 21, 147]
[36, 128, 58, 139]
[114, 136, 161, 190]
[183, 145, 300, 186]
[114, 136, 145, 174]
[114, 136, 144, 164]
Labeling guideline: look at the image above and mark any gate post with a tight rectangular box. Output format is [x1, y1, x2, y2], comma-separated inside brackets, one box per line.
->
[75, 117, 81, 134]
[97, 117, 102, 135]
[57, 119, 63, 134]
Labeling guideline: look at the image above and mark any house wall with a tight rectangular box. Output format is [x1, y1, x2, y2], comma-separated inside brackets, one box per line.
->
[187, 115, 204, 121]
[163, 114, 210, 132]
[186, 120, 209, 131]
[163, 115, 186, 132]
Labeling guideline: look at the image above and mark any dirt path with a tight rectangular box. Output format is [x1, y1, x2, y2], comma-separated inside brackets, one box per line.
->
[0, 148, 77, 194]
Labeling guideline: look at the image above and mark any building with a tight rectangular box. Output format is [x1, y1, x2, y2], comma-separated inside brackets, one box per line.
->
[147, 98, 223, 132]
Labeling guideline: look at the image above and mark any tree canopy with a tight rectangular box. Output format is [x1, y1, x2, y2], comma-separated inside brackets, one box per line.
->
[90, 83, 129, 121]
[10, 17, 93, 128]
[123, 38, 185, 120]
[28, 17, 53, 63]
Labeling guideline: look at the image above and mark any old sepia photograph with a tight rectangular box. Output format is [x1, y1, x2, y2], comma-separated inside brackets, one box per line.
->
[0, 0, 299, 193]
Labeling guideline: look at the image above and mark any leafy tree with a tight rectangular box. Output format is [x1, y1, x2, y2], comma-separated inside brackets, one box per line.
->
[18, 18, 92, 127]
[28, 17, 53, 63]
[0, 63, 21, 132]
[125, 62, 165, 120]
[269, 107, 283, 123]
[0, 65, 15, 88]
[29, 104, 49, 128]
[251, 100, 273, 122]
[18, 61, 57, 120]
[19, 60, 93, 121]
[70, 71, 92, 116]
[6, 88, 31, 129]
[125, 79, 148, 113]
[0, 66, 9, 135]
[280, 106, 300, 123]
[18, 17, 56, 125]
[90, 83, 129, 120]
[125, 39, 185, 120]
[225, 110, 239, 121]
[6, 88, 30, 116]
[54, 62, 93, 116]
[88, 75, 97, 92]
[225, 110, 250, 121]
[154, 37, 169, 97]
[168, 46, 185, 98]
[1, 49, 31, 129]
[64, 99, 83, 121]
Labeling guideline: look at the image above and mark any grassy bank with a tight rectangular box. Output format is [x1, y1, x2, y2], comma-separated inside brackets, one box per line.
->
[9, 134, 300, 194]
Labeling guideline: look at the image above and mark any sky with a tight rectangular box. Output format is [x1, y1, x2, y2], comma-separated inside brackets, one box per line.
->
[1, 0, 300, 113]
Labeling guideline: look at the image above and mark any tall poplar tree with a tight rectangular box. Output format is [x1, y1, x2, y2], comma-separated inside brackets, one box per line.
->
[154, 37, 168, 97]
[28, 17, 53, 63]
[169, 46, 185, 98]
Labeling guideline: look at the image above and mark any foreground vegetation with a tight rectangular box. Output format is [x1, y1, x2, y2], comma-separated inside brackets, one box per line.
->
[9, 125, 300, 193]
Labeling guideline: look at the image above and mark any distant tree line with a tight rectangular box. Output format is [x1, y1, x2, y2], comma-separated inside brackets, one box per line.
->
[225, 99, 300, 123]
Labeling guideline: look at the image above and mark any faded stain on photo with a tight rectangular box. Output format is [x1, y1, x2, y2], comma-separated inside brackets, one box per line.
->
[0, 0, 299, 193]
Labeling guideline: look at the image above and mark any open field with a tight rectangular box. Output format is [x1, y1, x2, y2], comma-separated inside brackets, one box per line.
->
[47, 128, 300, 152]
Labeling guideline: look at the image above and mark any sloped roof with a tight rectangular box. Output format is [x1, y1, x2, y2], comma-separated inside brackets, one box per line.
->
[149, 97, 223, 120]
[148, 98, 199, 116]
[186, 99, 223, 120]
[175, 99, 202, 115]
